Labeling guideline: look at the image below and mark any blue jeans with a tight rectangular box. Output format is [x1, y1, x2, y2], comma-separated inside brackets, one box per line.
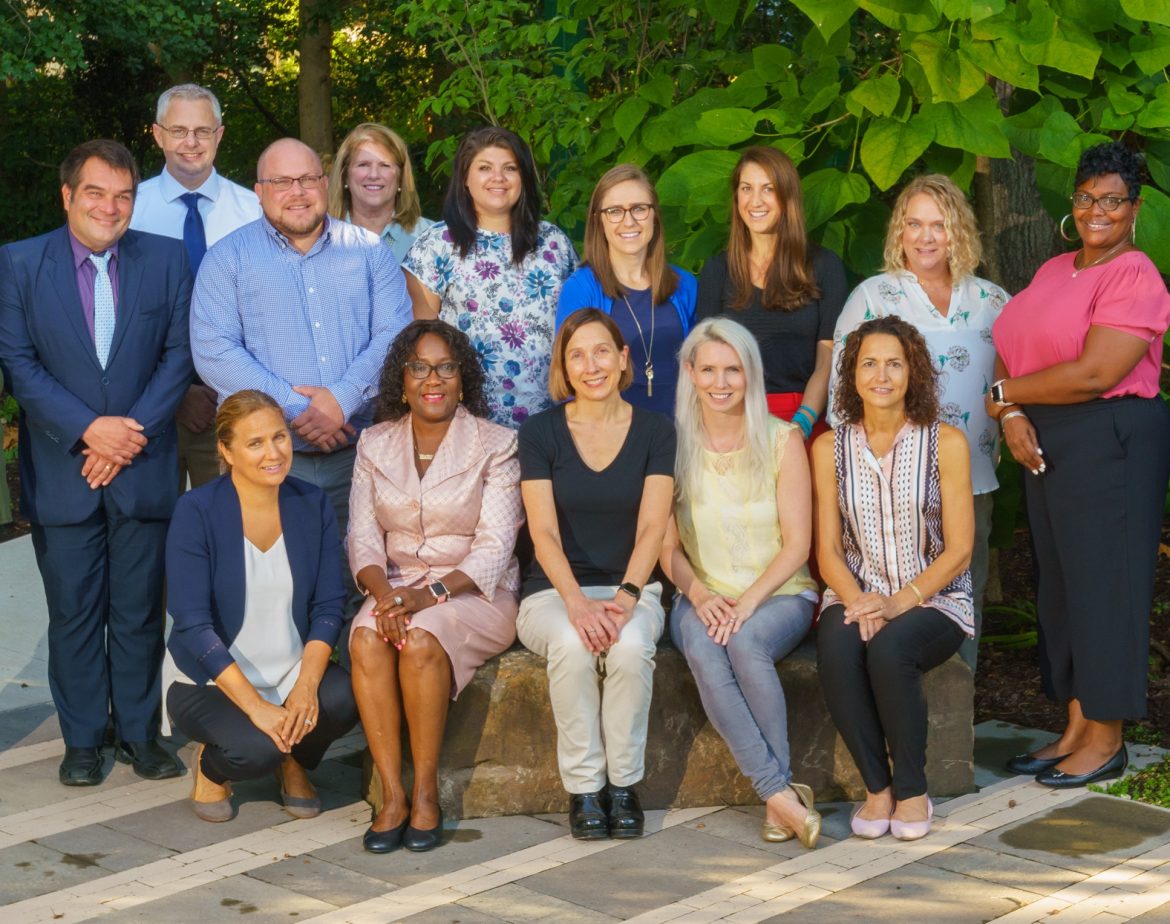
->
[671, 593, 814, 800]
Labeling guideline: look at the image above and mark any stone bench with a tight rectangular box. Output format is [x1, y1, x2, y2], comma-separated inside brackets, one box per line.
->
[362, 636, 974, 819]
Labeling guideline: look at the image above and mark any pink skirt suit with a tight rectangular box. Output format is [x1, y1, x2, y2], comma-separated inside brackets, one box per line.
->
[346, 407, 525, 696]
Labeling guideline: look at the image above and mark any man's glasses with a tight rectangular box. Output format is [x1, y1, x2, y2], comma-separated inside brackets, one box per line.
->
[405, 361, 460, 380]
[257, 174, 326, 191]
[157, 125, 219, 141]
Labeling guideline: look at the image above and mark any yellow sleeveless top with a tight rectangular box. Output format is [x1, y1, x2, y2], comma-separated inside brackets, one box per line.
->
[676, 417, 816, 600]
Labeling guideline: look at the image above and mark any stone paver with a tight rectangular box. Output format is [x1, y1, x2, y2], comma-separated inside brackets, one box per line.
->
[921, 841, 1087, 895]
[458, 882, 621, 923]
[104, 870, 338, 922]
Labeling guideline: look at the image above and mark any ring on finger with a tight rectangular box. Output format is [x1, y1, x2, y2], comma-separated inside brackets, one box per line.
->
[393, 595, 404, 606]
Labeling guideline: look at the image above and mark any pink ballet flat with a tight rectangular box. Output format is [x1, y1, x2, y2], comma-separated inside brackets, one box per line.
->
[890, 797, 933, 841]
[850, 803, 891, 839]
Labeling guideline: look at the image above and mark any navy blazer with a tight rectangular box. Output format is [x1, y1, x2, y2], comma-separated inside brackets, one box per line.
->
[0, 226, 193, 525]
[165, 474, 345, 685]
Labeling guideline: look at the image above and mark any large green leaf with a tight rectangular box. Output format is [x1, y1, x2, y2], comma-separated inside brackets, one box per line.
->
[1037, 109, 1084, 166]
[613, 97, 650, 142]
[918, 92, 1011, 157]
[789, 0, 857, 38]
[1137, 98, 1170, 130]
[752, 44, 793, 83]
[1131, 27, 1170, 76]
[962, 39, 1040, 91]
[704, 0, 740, 25]
[939, 0, 1008, 22]
[696, 108, 760, 145]
[859, 0, 942, 30]
[849, 74, 902, 117]
[801, 169, 871, 230]
[1107, 83, 1144, 116]
[1138, 185, 1170, 274]
[911, 34, 986, 103]
[1053, 0, 1123, 33]
[1019, 16, 1101, 79]
[860, 117, 935, 190]
[1121, 0, 1170, 27]
[658, 150, 743, 209]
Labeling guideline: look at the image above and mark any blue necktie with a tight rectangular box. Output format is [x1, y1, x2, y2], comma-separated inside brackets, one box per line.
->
[89, 252, 115, 367]
[180, 192, 207, 274]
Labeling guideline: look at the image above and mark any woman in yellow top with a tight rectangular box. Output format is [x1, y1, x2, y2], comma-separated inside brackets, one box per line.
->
[661, 317, 821, 849]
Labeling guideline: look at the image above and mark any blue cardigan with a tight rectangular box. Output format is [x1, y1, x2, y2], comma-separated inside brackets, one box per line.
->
[555, 264, 697, 333]
[165, 474, 345, 686]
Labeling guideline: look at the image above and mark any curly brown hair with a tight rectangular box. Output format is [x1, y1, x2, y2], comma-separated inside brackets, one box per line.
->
[373, 319, 489, 422]
[833, 316, 940, 425]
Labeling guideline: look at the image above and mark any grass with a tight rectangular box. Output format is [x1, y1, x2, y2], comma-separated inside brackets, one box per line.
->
[1094, 755, 1170, 810]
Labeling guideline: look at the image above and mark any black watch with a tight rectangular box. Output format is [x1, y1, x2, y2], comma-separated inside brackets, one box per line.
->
[428, 580, 450, 603]
[618, 582, 641, 600]
[991, 379, 1011, 407]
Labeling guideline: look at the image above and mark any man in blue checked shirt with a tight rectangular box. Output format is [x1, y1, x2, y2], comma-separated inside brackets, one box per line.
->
[191, 137, 412, 583]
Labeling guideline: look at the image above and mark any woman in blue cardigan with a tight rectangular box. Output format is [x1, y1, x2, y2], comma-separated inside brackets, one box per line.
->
[556, 164, 696, 415]
[164, 390, 358, 822]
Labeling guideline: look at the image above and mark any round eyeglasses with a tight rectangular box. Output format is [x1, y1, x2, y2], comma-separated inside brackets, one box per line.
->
[405, 361, 460, 380]
[598, 204, 653, 223]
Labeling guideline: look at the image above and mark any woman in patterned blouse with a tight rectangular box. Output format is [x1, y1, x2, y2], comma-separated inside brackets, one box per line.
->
[813, 316, 974, 842]
[403, 127, 577, 429]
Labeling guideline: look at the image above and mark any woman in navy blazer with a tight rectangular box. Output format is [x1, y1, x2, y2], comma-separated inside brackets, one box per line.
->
[164, 390, 358, 822]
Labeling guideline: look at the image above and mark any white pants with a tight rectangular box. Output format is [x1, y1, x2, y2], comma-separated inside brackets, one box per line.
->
[517, 583, 665, 793]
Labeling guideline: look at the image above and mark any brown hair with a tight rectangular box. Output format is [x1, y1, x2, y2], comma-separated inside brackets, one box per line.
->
[882, 174, 982, 280]
[215, 390, 284, 469]
[726, 146, 819, 311]
[832, 316, 940, 425]
[59, 139, 140, 196]
[549, 308, 633, 401]
[582, 164, 677, 305]
[327, 123, 424, 232]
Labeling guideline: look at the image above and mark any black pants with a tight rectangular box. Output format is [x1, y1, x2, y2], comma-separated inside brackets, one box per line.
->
[1024, 397, 1170, 721]
[167, 663, 358, 785]
[817, 604, 964, 800]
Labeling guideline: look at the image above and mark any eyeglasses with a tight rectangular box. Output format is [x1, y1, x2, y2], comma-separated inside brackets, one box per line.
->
[405, 361, 460, 380]
[257, 174, 325, 191]
[1070, 192, 1134, 212]
[598, 204, 653, 223]
[157, 125, 219, 141]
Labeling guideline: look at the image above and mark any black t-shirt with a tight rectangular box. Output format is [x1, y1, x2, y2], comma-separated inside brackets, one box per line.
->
[518, 403, 676, 597]
[695, 246, 847, 393]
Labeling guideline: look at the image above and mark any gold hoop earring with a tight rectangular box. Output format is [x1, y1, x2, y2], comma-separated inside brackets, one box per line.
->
[1059, 214, 1079, 243]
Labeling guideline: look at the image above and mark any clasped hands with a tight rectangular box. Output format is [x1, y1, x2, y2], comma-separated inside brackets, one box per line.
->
[693, 589, 758, 646]
[371, 585, 436, 649]
[568, 592, 635, 655]
[291, 385, 354, 452]
[843, 592, 897, 642]
[248, 680, 320, 754]
[80, 415, 147, 489]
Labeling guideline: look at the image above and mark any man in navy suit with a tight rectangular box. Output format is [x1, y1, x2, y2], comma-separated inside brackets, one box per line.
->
[0, 139, 193, 785]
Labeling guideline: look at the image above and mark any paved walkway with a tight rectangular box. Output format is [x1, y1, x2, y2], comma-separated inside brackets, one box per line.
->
[3, 534, 1170, 923]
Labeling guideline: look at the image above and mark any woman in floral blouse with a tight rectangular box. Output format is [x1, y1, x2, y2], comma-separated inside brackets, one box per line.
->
[829, 174, 1008, 669]
[403, 127, 577, 429]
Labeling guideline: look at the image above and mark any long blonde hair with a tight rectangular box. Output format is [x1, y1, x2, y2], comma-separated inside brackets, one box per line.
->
[674, 318, 774, 503]
[882, 174, 982, 280]
[327, 123, 424, 232]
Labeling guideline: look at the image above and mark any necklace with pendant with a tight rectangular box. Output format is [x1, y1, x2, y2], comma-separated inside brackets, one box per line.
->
[1071, 240, 1129, 278]
[621, 293, 656, 397]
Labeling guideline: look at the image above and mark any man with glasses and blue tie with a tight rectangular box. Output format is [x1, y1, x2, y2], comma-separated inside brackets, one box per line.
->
[192, 138, 411, 600]
[131, 84, 260, 490]
[0, 140, 193, 786]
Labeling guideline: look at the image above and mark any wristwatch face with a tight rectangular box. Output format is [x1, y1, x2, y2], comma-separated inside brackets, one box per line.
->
[428, 581, 449, 599]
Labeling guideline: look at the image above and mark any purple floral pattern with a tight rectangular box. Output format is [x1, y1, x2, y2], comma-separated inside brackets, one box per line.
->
[404, 221, 577, 428]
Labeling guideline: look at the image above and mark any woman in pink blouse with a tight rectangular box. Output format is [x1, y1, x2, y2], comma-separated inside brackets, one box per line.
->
[347, 320, 524, 853]
[991, 142, 1170, 789]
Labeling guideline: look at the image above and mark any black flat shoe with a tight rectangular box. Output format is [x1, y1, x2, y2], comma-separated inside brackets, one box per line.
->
[1006, 752, 1069, 775]
[403, 808, 444, 852]
[607, 784, 644, 839]
[1036, 745, 1128, 789]
[363, 817, 409, 853]
[569, 791, 609, 840]
[59, 746, 103, 786]
[115, 739, 181, 780]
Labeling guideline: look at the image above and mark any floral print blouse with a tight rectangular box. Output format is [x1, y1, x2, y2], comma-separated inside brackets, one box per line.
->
[828, 271, 1009, 494]
[404, 221, 578, 428]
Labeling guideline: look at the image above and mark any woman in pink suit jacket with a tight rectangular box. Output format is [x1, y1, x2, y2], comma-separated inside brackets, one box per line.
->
[348, 319, 524, 855]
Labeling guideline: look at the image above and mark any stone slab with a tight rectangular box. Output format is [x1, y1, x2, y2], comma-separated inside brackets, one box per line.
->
[245, 853, 395, 906]
[1132, 897, 1170, 921]
[0, 702, 59, 752]
[921, 841, 1086, 894]
[460, 882, 621, 923]
[104, 870, 337, 921]
[404, 904, 504, 923]
[36, 822, 179, 874]
[364, 640, 974, 819]
[0, 839, 111, 904]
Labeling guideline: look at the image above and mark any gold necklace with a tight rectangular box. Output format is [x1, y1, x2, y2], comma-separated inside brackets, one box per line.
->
[1071, 240, 1129, 278]
[621, 293, 656, 397]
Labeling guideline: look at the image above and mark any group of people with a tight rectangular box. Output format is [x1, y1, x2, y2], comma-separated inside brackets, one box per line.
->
[1, 78, 1167, 858]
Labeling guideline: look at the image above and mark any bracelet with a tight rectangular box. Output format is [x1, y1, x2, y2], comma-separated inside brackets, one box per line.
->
[991, 379, 1012, 407]
[906, 581, 925, 606]
[999, 409, 1027, 426]
[795, 404, 819, 424]
[794, 414, 813, 439]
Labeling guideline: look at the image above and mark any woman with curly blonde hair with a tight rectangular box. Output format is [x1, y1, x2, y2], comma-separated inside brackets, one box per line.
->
[829, 174, 1008, 668]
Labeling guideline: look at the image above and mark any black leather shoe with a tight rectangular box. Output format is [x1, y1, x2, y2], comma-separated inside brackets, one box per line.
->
[1036, 745, 1128, 789]
[59, 746, 103, 786]
[115, 739, 182, 780]
[1006, 752, 1069, 775]
[607, 784, 644, 839]
[363, 817, 409, 854]
[403, 808, 444, 852]
[569, 791, 609, 840]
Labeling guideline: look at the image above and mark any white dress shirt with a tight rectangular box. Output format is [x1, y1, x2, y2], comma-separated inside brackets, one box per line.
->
[131, 167, 261, 248]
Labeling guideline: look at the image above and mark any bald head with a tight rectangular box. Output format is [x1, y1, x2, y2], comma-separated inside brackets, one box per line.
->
[254, 138, 329, 253]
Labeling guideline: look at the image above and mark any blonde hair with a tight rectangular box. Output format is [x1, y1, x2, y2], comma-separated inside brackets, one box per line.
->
[582, 164, 677, 305]
[215, 390, 283, 470]
[882, 174, 982, 280]
[674, 318, 774, 503]
[548, 308, 633, 402]
[327, 123, 424, 232]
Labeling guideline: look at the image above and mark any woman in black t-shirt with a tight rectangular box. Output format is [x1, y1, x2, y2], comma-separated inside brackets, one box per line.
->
[516, 308, 675, 842]
[695, 146, 847, 440]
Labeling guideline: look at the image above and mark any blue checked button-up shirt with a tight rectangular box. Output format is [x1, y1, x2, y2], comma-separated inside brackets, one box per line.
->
[191, 215, 411, 450]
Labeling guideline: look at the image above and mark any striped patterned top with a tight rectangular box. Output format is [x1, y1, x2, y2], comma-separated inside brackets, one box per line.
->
[823, 422, 973, 635]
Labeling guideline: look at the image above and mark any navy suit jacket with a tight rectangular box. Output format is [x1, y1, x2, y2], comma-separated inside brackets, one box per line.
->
[0, 226, 194, 525]
[165, 475, 346, 686]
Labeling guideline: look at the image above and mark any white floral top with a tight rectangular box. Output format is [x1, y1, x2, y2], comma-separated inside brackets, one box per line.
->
[828, 271, 1010, 494]
[404, 221, 578, 428]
